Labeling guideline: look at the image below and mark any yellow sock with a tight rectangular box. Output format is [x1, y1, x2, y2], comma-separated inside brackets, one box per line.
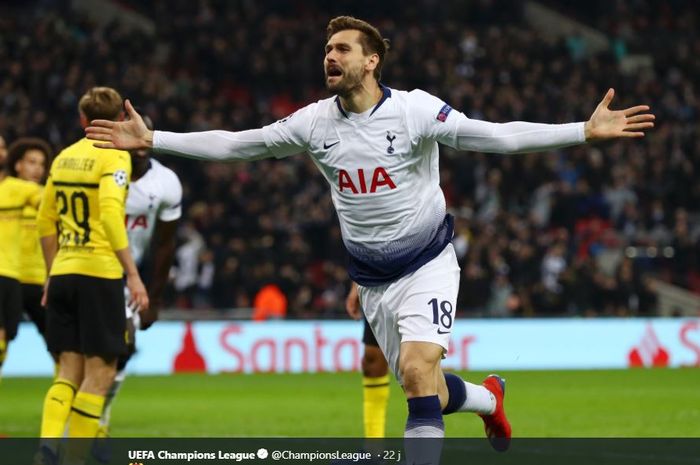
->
[67, 392, 105, 437]
[363, 375, 390, 438]
[40, 378, 77, 437]
[62, 392, 106, 465]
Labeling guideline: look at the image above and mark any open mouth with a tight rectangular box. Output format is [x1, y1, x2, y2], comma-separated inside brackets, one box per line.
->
[326, 66, 342, 78]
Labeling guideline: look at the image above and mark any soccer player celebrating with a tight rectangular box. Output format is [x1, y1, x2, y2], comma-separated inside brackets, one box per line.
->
[86, 16, 654, 460]
[7, 138, 53, 352]
[36, 87, 148, 465]
[0, 136, 43, 380]
[346, 282, 390, 438]
[94, 113, 182, 454]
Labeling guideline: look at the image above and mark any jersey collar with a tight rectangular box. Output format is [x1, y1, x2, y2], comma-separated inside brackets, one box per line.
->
[335, 84, 392, 119]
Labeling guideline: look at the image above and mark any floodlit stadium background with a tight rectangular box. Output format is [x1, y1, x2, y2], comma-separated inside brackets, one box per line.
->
[2, 0, 699, 438]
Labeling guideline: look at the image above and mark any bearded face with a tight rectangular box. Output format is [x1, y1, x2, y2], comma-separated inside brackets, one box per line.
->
[324, 30, 375, 98]
[325, 60, 365, 98]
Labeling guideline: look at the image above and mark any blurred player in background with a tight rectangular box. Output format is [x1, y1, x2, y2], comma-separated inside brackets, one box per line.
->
[7, 138, 54, 356]
[0, 135, 43, 380]
[36, 87, 148, 465]
[346, 282, 390, 438]
[93, 113, 182, 459]
[86, 16, 654, 463]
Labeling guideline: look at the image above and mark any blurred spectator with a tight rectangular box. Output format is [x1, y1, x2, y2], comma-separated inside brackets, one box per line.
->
[252, 284, 288, 321]
[172, 222, 205, 308]
[1, 0, 698, 317]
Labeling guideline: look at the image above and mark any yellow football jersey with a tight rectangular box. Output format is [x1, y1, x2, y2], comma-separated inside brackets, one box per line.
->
[19, 200, 47, 285]
[37, 138, 131, 279]
[0, 176, 42, 280]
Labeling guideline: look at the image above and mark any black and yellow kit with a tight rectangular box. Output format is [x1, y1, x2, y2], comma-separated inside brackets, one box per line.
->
[37, 138, 131, 356]
[0, 176, 41, 340]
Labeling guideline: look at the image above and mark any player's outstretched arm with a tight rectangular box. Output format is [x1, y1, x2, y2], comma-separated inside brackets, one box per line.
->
[416, 88, 654, 154]
[584, 88, 655, 140]
[87, 107, 274, 161]
[88, 101, 313, 161]
[86, 100, 153, 150]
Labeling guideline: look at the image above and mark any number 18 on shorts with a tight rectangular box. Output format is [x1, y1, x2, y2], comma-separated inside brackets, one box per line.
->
[358, 243, 460, 383]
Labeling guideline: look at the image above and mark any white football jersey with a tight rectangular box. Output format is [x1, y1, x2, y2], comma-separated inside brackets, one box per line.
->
[154, 85, 583, 286]
[125, 158, 182, 266]
[262, 87, 458, 285]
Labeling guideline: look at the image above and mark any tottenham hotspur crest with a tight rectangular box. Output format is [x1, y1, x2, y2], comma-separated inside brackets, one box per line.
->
[386, 131, 396, 154]
[113, 170, 128, 187]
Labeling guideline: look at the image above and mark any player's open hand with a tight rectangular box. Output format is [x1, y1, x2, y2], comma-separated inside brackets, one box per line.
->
[584, 88, 655, 141]
[126, 272, 150, 312]
[86, 99, 153, 151]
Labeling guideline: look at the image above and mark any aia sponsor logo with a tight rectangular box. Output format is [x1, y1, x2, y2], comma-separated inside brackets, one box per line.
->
[125, 214, 148, 230]
[338, 167, 396, 194]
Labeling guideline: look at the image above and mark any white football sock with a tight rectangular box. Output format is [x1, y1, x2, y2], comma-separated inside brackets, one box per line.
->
[458, 381, 496, 414]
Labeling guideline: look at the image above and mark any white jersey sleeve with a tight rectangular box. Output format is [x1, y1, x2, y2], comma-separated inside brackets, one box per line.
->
[157, 166, 183, 222]
[407, 89, 585, 154]
[153, 101, 319, 161]
[260, 102, 318, 158]
[153, 129, 273, 161]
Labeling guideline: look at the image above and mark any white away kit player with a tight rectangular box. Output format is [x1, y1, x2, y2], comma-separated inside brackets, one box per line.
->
[86, 16, 654, 463]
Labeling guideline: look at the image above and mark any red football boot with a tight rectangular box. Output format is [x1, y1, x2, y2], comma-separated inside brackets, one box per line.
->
[479, 374, 512, 452]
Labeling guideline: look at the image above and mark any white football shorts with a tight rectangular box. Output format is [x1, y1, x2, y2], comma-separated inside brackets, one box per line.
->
[357, 243, 460, 385]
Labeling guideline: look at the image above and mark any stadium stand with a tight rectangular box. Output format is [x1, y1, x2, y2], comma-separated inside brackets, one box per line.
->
[0, 0, 697, 317]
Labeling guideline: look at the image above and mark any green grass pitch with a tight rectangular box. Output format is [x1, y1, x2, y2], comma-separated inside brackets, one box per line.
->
[2, 369, 699, 437]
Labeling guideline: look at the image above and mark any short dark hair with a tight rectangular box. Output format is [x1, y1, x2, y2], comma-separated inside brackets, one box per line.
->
[327, 16, 390, 81]
[7, 137, 53, 177]
[79, 86, 123, 121]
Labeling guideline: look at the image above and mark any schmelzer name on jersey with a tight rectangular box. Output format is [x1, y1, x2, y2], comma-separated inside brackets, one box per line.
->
[56, 157, 96, 172]
[338, 167, 396, 194]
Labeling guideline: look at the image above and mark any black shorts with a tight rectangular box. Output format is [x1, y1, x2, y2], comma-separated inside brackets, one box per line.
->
[46, 274, 127, 357]
[0, 276, 23, 341]
[22, 283, 46, 337]
[362, 317, 379, 347]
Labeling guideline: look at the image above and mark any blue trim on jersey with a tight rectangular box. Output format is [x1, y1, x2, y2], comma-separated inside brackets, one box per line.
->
[370, 85, 392, 116]
[348, 214, 454, 287]
[334, 84, 392, 119]
[335, 97, 349, 118]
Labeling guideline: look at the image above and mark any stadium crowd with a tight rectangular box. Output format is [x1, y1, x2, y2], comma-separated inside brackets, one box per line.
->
[1, 0, 697, 317]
